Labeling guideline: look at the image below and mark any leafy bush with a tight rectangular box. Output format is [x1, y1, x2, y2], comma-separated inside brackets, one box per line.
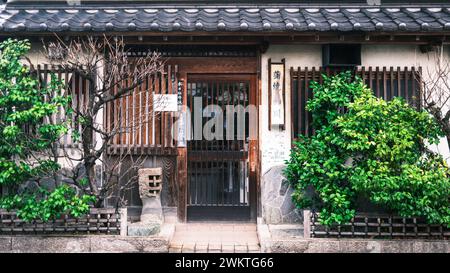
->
[285, 71, 450, 226]
[0, 39, 95, 221]
[0, 185, 96, 221]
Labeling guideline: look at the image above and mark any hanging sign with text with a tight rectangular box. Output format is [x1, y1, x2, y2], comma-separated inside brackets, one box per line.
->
[268, 59, 286, 130]
[153, 94, 178, 112]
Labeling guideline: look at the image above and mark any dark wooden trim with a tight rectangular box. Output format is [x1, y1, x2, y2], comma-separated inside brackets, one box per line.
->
[249, 75, 259, 221]
[183, 72, 259, 222]
[290, 66, 295, 143]
[166, 57, 258, 74]
[177, 73, 188, 222]
[268, 58, 272, 131]
[4, 33, 449, 47]
[256, 48, 262, 219]
[177, 147, 188, 222]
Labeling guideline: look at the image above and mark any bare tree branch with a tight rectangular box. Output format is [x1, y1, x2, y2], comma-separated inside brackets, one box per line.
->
[421, 45, 450, 154]
[42, 35, 164, 206]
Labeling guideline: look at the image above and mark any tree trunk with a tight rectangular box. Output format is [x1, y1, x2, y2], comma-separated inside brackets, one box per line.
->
[81, 116, 99, 199]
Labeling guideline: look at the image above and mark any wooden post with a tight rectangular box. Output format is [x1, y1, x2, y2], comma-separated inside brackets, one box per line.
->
[177, 75, 188, 222]
[303, 209, 311, 238]
[177, 148, 188, 222]
[119, 207, 128, 236]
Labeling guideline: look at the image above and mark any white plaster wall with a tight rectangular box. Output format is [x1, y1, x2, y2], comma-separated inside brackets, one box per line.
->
[27, 42, 49, 64]
[260, 45, 322, 174]
[362, 44, 450, 162]
[260, 44, 450, 175]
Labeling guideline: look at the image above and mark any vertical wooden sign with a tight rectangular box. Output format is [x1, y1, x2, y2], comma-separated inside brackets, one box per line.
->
[268, 58, 286, 130]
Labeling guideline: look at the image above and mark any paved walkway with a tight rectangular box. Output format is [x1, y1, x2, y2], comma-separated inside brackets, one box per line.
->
[169, 223, 260, 253]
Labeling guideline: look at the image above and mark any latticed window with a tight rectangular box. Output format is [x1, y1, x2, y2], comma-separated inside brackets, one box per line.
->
[32, 65, 90, 148]
[290, 66, 422, 139]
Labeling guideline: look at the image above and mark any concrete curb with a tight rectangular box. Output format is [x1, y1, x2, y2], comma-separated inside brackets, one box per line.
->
[0, 235, 169, 253]
[257, 221, 449, 253]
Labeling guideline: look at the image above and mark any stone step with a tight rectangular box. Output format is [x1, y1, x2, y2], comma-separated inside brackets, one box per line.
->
[169, 243, 261, 253]
[170, 223, 260, 253]
[268, 224, 305, 239]
[175, 223, 257, 232]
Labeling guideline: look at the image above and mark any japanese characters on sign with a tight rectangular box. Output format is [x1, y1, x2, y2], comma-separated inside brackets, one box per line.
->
[269, 59, 285, 128]
[153, 94, 178, 112]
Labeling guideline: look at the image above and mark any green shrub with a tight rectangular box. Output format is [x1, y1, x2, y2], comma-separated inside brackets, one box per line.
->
[0, 185, 96, 221]
[285, 71, 450, 226]
[0, 39, 95, 221]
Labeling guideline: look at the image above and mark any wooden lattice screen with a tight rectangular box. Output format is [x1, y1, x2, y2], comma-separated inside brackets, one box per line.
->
[33, 64, 179, 155]
[105, 64, 179, 155]
[290, 66, 422, 139]
[34, 64, 87, 149]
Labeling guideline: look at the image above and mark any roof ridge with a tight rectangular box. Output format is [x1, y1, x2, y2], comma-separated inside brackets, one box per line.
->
[5, 6, 450, 10]
[1, 5, 450, 33]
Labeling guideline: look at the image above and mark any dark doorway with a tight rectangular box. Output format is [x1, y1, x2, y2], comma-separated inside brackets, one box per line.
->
[186, 74, 257, 221]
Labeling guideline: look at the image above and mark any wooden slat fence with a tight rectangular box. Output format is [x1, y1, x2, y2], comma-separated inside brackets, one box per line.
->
[0, 208, 127, 235]
[290, 66, 422, 139]
[303, 210, 449, 239]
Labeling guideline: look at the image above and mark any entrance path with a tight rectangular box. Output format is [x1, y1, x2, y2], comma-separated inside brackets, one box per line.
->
[169, 223, 260, 253]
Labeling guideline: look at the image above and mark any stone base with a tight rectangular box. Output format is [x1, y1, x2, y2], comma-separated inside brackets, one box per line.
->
[140, 197, 163, 223]
[0, 235, 169, 253]
[257, 222, 450, 253]
[262, 165, 302, 224]
[127, 222, 161, 236]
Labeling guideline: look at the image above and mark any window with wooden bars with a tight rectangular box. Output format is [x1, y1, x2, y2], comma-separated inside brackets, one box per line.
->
[290, 66, 422, 139]
[32, 65, 93, 148]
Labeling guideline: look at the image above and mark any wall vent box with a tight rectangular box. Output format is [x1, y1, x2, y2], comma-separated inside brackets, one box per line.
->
[322, 44, 361, 67]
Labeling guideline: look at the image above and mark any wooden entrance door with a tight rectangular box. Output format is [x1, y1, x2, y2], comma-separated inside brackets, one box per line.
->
[186, 74, 257, 221]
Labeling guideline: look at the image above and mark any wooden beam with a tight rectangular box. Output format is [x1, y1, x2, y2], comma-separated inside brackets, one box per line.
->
[4, 33, 450, 45]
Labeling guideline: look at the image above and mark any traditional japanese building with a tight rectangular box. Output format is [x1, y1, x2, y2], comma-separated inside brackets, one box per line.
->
[1, 0, 449, 224]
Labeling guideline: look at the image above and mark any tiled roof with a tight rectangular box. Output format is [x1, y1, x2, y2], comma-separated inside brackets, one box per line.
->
[1, 6, 450, 33]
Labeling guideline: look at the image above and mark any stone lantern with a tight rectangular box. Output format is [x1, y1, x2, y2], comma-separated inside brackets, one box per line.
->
[127, 168, 164, 236]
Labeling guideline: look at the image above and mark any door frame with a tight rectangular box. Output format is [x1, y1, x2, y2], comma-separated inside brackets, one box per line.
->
[168, 57, 260, 222]
[185, 73, 258, 222]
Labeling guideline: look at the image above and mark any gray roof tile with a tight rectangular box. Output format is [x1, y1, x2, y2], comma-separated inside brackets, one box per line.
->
[0, 6, 449, 33]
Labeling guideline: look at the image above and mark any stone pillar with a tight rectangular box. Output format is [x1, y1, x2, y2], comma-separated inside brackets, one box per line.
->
[127, 168, 164, 236]
[119, 207, 128, 237]
[303, 210, 311, 238]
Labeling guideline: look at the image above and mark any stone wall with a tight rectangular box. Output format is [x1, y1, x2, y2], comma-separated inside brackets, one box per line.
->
[261, 165, 302, 224]
[1, 234, 448, 253]
[0, 236, 168, 253]
[268, 238, 450, 253]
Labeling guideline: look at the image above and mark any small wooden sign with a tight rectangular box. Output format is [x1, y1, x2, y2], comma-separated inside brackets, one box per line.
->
[268, 58, 286, 130]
